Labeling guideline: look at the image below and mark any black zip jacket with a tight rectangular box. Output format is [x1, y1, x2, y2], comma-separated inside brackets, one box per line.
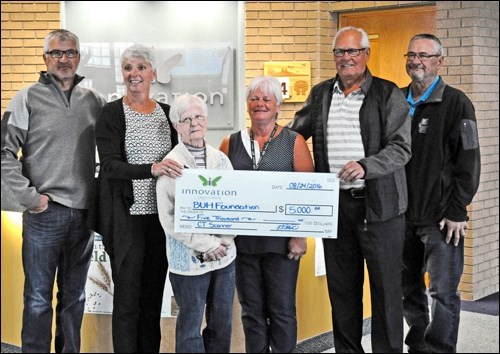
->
[290, 69, 411, 223]
[402, 77, 481, 225]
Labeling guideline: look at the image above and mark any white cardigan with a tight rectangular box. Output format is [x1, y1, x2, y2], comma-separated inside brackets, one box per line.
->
[156, 141, 236, 275]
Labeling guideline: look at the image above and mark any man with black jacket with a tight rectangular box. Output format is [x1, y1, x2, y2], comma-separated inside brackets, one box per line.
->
[289, 26, 411, 353]
[401, 33, 481, 353]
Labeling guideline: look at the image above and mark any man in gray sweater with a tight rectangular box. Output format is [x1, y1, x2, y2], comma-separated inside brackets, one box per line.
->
[1, 29, 105, 353]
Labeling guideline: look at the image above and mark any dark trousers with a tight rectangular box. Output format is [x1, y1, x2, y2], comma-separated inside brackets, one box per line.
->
[236, 252, 300, 353]
[323, 191, 405, 353]
[111, 214, 168, 353]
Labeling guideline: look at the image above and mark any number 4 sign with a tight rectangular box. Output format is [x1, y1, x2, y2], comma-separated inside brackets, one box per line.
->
[278, 77, 291, 99]
[264, 61, 311, 103]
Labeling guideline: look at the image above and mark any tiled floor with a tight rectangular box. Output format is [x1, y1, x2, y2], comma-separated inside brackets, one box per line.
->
[0, 343, 19, 353]
[2, 293, 498, 353]
[320, 310, 499, 353]
[315, 292, 500, 353]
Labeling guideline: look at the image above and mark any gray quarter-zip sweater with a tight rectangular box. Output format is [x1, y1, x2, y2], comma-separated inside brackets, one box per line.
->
[1, 72, 105, 210]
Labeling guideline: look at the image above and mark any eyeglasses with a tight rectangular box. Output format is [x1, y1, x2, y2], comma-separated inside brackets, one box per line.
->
[179, 114, 206, 124]
[404, 52, 441, 61]
[45, 50, 79, 59]
[333, 48, 367, 57]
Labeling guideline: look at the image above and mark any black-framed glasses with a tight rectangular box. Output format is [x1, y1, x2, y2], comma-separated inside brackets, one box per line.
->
[179, 114, 206, 125]
[45, 50, 79, 59]
[333, 48, 367, 57]
[404, 52, 441, 61]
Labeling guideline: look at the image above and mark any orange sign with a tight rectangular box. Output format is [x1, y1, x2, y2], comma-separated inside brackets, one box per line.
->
[264, 61, 311, 102]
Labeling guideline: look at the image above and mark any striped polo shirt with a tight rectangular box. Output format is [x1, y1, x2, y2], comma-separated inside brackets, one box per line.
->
[327, 81, 366, 190]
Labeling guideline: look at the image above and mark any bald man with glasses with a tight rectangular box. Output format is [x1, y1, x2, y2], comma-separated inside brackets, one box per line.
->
[289, 26, 411, 353]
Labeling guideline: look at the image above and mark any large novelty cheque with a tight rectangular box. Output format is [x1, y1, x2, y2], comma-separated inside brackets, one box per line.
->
[175, 169, 339, 238]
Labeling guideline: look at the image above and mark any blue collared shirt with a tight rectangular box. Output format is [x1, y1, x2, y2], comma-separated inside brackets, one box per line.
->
[407, 75, 440, 117]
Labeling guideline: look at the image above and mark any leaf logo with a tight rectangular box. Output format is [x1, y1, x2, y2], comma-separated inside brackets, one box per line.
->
[198, 175, 222, 187]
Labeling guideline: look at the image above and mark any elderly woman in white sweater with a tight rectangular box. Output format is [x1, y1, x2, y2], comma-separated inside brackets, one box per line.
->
[156, 94, 236, 353]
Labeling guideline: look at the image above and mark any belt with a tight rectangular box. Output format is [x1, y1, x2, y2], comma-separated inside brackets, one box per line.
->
[340, 187, 366, 199]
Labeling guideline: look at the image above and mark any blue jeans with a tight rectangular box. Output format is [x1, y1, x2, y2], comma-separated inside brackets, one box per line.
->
[169, 261, 236, 353]
[402, 223, 464, 353]
[21, 202, 93, 353]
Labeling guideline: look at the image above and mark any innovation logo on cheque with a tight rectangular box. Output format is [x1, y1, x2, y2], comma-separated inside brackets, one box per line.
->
[198, 175, 222, 187]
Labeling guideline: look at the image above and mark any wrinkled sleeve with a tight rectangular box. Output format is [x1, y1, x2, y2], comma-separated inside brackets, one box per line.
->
[1, 89, 40, 210]
[360, 85, 412, 179]
[445, 94, 481, 222]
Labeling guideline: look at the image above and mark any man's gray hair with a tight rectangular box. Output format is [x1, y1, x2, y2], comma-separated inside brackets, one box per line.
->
[43, 29, 80, 53]
[409, 33, 443, 55]
[333, 26, 370, 49]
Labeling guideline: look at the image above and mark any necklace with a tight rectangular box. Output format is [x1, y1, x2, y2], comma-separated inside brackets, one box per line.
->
[250, 123, 278, 170]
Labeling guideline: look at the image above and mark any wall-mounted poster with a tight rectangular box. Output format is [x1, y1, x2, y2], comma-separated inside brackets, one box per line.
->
[78, 42, 234, 130]
[264, 62, 311, 102]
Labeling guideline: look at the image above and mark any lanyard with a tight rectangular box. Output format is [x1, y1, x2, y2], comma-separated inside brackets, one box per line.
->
[250, 123, 278, 170]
